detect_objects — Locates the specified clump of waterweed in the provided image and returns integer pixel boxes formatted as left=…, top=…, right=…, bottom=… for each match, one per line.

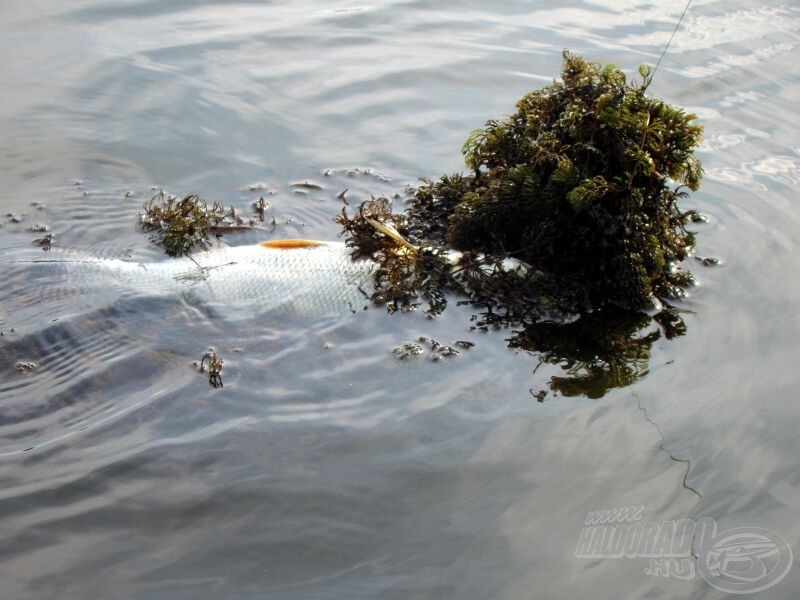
left=196, top=348, right=224, bottom=388
left=391, top=336, right=473, bottom=362
left=414, top=51, right=703, bottom=315
left=140, top=190, right=250, bottom=256
left=337, top=51, right=705, bottom=398
left=335, top=196, right=454, bottom=315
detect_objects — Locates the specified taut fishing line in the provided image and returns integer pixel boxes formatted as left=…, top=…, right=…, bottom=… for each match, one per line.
left=645, top=0, right=693, bottom=90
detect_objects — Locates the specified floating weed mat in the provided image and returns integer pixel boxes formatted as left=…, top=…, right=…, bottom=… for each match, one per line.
left=338, top=51, right=705, bottom=322
left=337, top=51, right=706, bottom=398
left=140, top=190, right=251, bottom=256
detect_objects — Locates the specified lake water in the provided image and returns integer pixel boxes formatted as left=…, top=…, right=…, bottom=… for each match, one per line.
left=1, top=1, right=799, bottom=598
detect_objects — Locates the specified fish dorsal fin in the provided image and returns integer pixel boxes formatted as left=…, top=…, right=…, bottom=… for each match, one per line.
left=260, top=239, right=326, bottom=249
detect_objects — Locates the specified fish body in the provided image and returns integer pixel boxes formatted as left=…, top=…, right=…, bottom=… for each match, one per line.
left=12, top=238, right=526, bottom=319
left=26, top=241, right=377, bottom=316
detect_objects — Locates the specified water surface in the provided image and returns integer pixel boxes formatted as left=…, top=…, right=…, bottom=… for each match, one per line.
left=1, top=1, right=799, bottom=598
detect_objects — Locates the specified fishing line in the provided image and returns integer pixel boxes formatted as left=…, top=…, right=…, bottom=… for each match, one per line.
left=645, top=0, right=693, bottom=90
left=630, top=386, right=703, bottom=501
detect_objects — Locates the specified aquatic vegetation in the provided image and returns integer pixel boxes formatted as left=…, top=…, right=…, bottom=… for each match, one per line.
left=197, top=349, right=224, bottom=388
left=124, top=52, right=703, bottom=398
left=253, top=196, right=269, bottom=222
left=338, top=51, right=704, bottom=397
left=530, top=389, right=548, bottom=403
left=323, top=167, right=392, bottom=182
left=441, top=52, right=701, bottom=312
left=340, top=52, right=703, bottom=319
left=392, top=342, right=425, bottom=360
left=431, top=345, right=459, bottom=361
left=392, top=336, right=473, bottom=361
left=695, top=255, right=720, bottom=267
left=15, top=361, right=37, bottom=373
left=335, top=197, right=456, bottom=315
left=140, top=190, right=251, bottom=256
left=33, top=233, right=53, bottom=251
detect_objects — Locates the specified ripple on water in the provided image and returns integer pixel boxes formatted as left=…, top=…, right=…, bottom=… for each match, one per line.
left=0, top=300, right=196, bottom=456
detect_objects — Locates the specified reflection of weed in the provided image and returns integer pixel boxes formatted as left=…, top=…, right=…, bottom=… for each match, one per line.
left=140, top=190, right=251, bottom=256
left=512, top=307, right=688, bottom=398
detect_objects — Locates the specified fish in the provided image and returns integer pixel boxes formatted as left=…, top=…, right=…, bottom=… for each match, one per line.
left=14, top=240, right=377, bottom=317
left=8, top=228, right=524, bottom=321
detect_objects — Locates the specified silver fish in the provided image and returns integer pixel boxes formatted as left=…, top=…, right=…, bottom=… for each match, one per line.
left=20, top=240, right=376, bottom=317
left=11, top=231, right=522, bottom=319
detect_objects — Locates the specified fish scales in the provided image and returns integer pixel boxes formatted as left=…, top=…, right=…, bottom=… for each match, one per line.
left=25, top=242, right=376, bottom=316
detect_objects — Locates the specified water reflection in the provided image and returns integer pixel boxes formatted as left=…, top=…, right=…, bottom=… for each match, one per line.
left=506, top=307, right=688, bottom=399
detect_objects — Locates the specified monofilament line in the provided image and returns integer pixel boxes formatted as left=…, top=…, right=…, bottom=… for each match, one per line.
left=645, top=0, right=693, bottom=90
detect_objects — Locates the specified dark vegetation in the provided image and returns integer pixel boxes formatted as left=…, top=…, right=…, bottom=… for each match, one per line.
left=337, top=52, right=706, bottom=397
left=196, top=349, right=224, bottom=389
left=140, top=190, right=252, bottom=256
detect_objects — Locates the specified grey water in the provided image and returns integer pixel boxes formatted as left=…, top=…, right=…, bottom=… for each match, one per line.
left=1, top=1, right=799, bottom=598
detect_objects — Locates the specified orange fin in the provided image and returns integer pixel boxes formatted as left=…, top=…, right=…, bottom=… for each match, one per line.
left=260, top=239, right=326, bottom=249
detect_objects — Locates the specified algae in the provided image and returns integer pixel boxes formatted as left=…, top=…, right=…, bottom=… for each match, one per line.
left=197, top=349, right=224, bottom=389
left=339, top=52, right=703, bottom=317
left=140, top=190, right=251, bottom=256
left=392, top=336, right=472, bottom=361
left=337, top=51, right=705, bottom=398
left=335, top=196, right=456, bottom=315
